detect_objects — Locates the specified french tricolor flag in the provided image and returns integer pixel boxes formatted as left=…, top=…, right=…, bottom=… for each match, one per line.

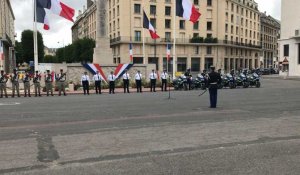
left=83, top=63, right=108, bottom=83
left=129, top=43, right=133, bottom=63
left=36, top=0, right=75, bottom=30
left=176, top=0, right=201, bottom=23
left=0, top=40, right=4, bottom=61
left=167, top=44, right=172, bottom=61
left=143, top=11, right=160, bottom=39
left=114, top=64, right=134, bottom=79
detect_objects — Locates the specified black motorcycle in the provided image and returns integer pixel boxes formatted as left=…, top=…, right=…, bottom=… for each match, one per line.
left=173, top=76, right=188, bottom=90
left=248, top=73, right=261, bottom=88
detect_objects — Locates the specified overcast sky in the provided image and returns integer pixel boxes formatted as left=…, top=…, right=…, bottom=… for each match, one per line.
left=11, top=0, right=281, bottom=49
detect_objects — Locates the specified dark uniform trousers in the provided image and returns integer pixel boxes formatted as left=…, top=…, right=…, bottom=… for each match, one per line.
left=136, top=80, right=142, bottom=93
left=208, top=72, right=221, bottom=108
left=161, top=79, right=167, bottom=91
left=187, top=78, right=192, bottom=90
left=123, top=79, right=130, bottom=93
left=82, top=81, right=89, bottom=95
left=109, top=81, right=115, bottom=94
left=209, top=84, right=218, bottom=108
left=150, top=79, right=156, bottom=92
left=95, top=81, right=101, bottom=94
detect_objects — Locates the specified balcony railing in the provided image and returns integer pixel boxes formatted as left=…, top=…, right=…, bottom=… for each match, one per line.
left=110, top=36, right=262, bottom=49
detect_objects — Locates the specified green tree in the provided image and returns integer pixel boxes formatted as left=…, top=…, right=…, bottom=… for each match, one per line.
left=15, top=41, right=24, bottom=64
left=44, top=55, right=58, bottom=63
left=21, top=30, right=45, bottom=63
left=55, top=38, right=95, bottom=63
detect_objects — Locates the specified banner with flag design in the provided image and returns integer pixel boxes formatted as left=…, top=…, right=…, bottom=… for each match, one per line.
left=83, top=63, right=107, bottom=82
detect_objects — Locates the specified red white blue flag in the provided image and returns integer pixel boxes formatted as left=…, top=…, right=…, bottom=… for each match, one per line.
left=0, top=40, right=4, bottom=60
left=167, top=44, right=172, bottom=61
left=36, top=0, right=75, bottom=30
left=129, top=43, right=133, bottom=63
left=114, top=64, right=134, bottom=79
left=176, top=0, right=201, bottom=23
left=143, top=11, right=160, bottom=39
left=83, top=63, right=108, bottom=82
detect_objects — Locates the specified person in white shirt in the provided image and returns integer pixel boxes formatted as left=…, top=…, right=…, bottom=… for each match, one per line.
left=108, top=71, right=116, bottom=94
left=135, top=70, right=142, bottom=93
left=123, top=69, right=130, bottom=93
left=149, top=69, right=157, bottom=92
left=81, top=72, right=90, bottom=95
left=93, top=71, right=102, bottom=94
left=161, top=69, right=168, bottom=91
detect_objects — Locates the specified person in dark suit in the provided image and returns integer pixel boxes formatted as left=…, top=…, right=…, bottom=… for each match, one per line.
left=207, top=66, right=222, bottom=108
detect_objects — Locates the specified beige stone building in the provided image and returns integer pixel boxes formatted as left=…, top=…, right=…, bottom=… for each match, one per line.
left=0, top=0, right=16, bottom=72
left=260, top=12, right=280, bottom=68
left=71, top=0, right=97, bottom=42
left=73, top=0, right=262, bottom=74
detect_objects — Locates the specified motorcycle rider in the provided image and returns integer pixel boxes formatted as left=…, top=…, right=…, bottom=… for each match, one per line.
left=184, top=69, right=192, bottom=90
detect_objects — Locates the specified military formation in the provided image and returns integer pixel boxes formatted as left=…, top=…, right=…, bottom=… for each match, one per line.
left=0, top=69, right=67, bottom=98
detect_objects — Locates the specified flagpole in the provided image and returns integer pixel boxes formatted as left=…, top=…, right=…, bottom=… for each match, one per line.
left=143, top=28, right=145, bottom=64
left=33, top=0, right=39, bottom=72
left=172, top=2, right=176, bottom=80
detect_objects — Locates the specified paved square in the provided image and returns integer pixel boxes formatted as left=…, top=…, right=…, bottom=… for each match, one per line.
left=1, top=78, right=300, bottom=175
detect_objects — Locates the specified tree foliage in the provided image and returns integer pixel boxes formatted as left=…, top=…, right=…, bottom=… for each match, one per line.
left=20, top=30, right=45, bottom=63
left=56, top=38, right=95, bottom=63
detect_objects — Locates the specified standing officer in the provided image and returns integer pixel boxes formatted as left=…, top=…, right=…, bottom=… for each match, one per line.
left=81, top=71, right=90, bottom=95
left=149, top=69, right=157, bottom=92
left=123, top=69, right=130, bottom=93
left=23, top=71, right=31, bottom=97
left=161, top=69, right=168, bottom=91
left=135, top=70, right=142, bottom=93
left=184, top=69, right=192, bottom=90
left=93, top=71, right=102, bottom=94
left=0, top=70, right=8, bottom=98
left=108, top=71, right=116, bottom=94
left=33, top=71, right=42, bottom=97
left=207, top=66, right=222, bottom=108
left=57, top=69, right=67, bottom=96
left=11, top=69, right=20, bottom=98
left=45, top=70, right=54, bottom=96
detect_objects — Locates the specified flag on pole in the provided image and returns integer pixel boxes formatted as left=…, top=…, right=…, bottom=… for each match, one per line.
left=143, top=11, right=160, bottom=39
left=129, top=43, right=133, bottom=63
left=167, top=44, right=172, bottom=61
left=176, top=0, right=201, bottom=23
left=0, top=40, right=4, bottom=60
left=36, top=0, right=75, bottom=30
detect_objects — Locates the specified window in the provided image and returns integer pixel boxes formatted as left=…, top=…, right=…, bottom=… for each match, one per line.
left=194, top=0, right=199, bottom=5
left=298, top=44, right=300, bottom=64
left=134, top=31, right=141, bottom=41
left=148, top=57, right=159, bottom=70
left=165, top=32, right=171, bottom=41
left=165, top=19, right=171, bottom=29
left=194, top=21, right=199, bottom=30
left=179, top=20, right=185, bottom=29
left=284, top=44, right=289, bottom=57
left=134, top=4, right=141, bottom=14
left=133, top=57, right=144, bottom=64
left=177, top=58, right=187, bottom=72
left=165, top=6, right=171, bottom=16
left=207, top=22, right=212, bottom=31
left=191, top=58, right=200, bottom=72
left=207, top=0, right=212, bottom=6
left=150, top=18, right=156, bottom=28
left=206, top=46, right=212, bottom=55
left=150, top=5, right=156, bottom=15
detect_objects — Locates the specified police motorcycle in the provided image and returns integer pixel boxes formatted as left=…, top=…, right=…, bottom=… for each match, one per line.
left=217, top=69, right=224, bottom=89
left=248, top=72, right=261, bottom=88
left=196, top=72, right=208, bottom=90
left=236, top=71, right=250, bottom=88
left=172, top=74, right=188, bottom=90
left=192, top=75, right=202, bottom=90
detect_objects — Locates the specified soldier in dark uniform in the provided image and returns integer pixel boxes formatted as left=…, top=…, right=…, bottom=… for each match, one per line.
left=184, top=69, right=192, bottom=90
left=207, top=66, right=222, bottom=108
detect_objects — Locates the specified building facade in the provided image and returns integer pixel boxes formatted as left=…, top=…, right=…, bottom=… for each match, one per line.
left=279, top=0, right=300, bottom=76
left=72, top=1, right=97, bottom=42
left=74, top=0, right=262, bottom=74
left=260, top=12, right=280, bottom=69
left=0, top=0, right=15, bottom=72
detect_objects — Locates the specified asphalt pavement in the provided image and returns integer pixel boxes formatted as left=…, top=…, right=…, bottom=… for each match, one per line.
left=1, top=77, right=300, bottom=175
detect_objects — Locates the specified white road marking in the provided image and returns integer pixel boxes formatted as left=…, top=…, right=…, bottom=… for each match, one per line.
left=0, top=102, right=21, bottom=106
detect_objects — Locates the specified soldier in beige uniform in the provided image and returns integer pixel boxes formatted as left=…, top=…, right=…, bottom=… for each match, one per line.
left=23, top=71, right=31, bottom=97
left=11, top=69, right=20, bottom=98
left=45, top=70, right=54, bottom=96
left=56, top=69, right=67, bottom=96
left=0, top=70, right=8, bottom=98
left=33, top=71, right=42, bottom=97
